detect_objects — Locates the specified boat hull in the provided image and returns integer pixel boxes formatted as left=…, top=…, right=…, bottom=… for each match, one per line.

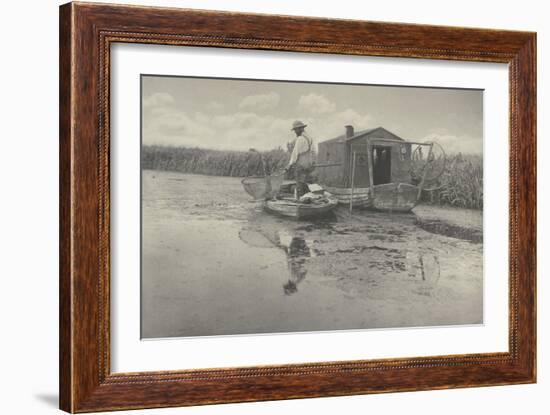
left=324, top=184, right=419, bottom=212
left=264, top=196, right=338, bottom=219
left=371, top=183, right=419, bottom=212
left=324, top=187, right=372, bottom=208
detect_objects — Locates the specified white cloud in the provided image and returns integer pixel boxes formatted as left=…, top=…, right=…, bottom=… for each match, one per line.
left=143, top=106, right=216, bottom=147
left=206, top=101, right=224, bottom=111
left=214, top=112, right=294, bottom=150
left=143, top=92, right=175, bottom=109
left=330, top=109, right=373, bottom=132
left=423, top=131, right=482, bottom=155
left=239, top=92, right=280, bottom=110
left=142, top=97, right=383, bottom=153
left=143, top=105, right=294, bottom=150
left=298, top=93, right=336, bottom=114
left=298, top=109, right=374, bottom=141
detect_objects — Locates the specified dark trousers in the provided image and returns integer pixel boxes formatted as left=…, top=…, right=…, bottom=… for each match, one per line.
left=292, top=165, right=316, bottom=198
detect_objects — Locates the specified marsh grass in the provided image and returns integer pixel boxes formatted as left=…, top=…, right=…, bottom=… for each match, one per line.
left=142, top=145, right=288, bottom=177
left=143, top=146, right=483, bottom=210
left=421, top=153, right=483, bottom=210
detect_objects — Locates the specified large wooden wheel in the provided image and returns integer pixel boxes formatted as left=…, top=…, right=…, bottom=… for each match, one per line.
left=410, top=142, right=446, bottom=190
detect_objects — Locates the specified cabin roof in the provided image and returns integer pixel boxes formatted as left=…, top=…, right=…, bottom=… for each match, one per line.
left=320, top=126, right=405, bottom=145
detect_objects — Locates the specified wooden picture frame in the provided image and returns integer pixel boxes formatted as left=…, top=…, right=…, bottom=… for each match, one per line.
left=59, top=2, right=536, bottom=412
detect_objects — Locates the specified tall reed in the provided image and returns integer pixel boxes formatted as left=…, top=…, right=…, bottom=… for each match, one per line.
left=142, top=145, right=288, bottom=177
left=421, top=153, right=483, bottom=210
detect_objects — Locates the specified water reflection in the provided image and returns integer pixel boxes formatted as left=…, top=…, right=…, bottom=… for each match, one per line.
left=280, top=235, right=310, bottom=296
left=239, top=224, right=317, bottom=296
left=407, top=250, right=441, bottom=296
left=238, top=219, right=443, bottom=298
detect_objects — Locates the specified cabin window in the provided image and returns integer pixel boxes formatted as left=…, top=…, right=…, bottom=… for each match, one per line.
left=372, top=146, right=392, bottom=185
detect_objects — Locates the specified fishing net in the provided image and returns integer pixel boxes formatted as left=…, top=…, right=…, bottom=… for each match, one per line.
left=241, top=171, right=285, bottom=200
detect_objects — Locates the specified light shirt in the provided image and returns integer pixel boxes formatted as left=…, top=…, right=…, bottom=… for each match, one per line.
left=288, top=133, right=314, bottom=168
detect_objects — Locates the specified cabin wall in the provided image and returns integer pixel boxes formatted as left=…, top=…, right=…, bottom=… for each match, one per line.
left=348, top=140, right=371, bottom=188
left=316, top=141, right=347, bottom=187
left=317, top=128, right=413, bottom=189
left=390, top=142, right=412, bottom=183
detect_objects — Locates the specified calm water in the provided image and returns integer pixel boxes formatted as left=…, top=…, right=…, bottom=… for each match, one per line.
left=141, top=170, right=483, bottom=338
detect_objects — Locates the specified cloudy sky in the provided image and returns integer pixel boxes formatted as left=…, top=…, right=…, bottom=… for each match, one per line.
left=142, top=75, right=483, bottom=154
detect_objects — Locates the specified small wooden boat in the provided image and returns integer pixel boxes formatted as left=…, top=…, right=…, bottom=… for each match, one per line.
left=324, top=186, right=372, bottom=208
left=324, top=184, right=417, bottom=212
left=264, top=195, right=338, bottom=219
left=241, top=166, right=339, bottom=219
left=371, top=183, right=419, bottom=212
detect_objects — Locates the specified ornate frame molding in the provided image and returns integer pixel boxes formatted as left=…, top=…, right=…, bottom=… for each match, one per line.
left=60, top=2, right=536, bottom=412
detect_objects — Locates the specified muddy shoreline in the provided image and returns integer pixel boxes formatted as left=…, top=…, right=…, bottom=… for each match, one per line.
left=413, top=205, right=483, bottom=243
left=141, top=171, right=483, bottom=338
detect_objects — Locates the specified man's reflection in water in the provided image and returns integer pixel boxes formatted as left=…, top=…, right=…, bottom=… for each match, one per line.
left=283, top=236, right=310, bottom=295
left=238, top=225, right=313, bottom=296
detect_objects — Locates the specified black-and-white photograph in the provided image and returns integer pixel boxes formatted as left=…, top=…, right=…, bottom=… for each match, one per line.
left=140, top=75, right=483, bottom=339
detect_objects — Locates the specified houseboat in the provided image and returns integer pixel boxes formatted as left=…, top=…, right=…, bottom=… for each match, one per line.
left=316, top=126, right=444, bottom=213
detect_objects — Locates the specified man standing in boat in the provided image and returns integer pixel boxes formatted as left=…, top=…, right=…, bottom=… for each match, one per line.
left=287, top=120, right=315, bottom=200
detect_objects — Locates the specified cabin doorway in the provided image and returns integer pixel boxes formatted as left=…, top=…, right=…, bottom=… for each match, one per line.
left=372, top=146, right=392, bottom=185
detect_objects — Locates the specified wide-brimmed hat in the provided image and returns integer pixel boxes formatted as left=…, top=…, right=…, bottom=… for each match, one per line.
left=291, top=120, right=307, bottom=131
